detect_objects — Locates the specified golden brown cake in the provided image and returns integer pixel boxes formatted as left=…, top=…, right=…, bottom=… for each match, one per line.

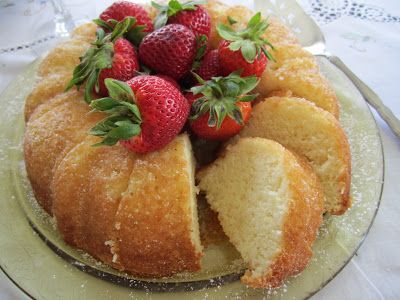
left=52, top=134, right=202, bottom=276
left=238, top=96, right=351, bottom=215
left=24, top=92, right=104, bottom=213
left=197, top=137, right=324, bottom=288
left=23, top=0, right=351, bottom=287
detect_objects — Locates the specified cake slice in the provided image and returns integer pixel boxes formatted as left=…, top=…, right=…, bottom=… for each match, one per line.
left=52, top=134, right=203, bottom=276
left=113, top=134, right=203, bottom=277
left=255, top=44, right=339, bottom=118
left=52, top=136, right=135, bottom=268
left=239, top=97, right=351, bottom=215
left=70, top=22, right=97, bottom=42
left=24, top=71, right=72, bottom=121
left=38, top=38, right=91, bottom=77
left=197, top=137, right=324, bottom=288
left=24, top=93, right=104, bottom=213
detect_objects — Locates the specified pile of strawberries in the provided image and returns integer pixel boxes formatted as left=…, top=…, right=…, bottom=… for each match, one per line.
left=67, top=0, right=274, bottom=153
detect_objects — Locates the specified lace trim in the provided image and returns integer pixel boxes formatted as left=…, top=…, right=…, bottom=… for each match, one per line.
left=0, top=34, right=56, bottom=54
left=310, top=0, right=400, bottom=24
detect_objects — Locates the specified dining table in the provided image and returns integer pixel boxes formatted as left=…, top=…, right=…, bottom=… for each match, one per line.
left=0, top=0, right=399, bottom=299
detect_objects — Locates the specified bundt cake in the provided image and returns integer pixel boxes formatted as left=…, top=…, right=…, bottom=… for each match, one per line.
left=52, top=133, right=202, bottom=276
left=24, top=91, right=104, bottom=213
left=255, top=51, right=340, bottom=118
left=22, top=0, right=351, bottom=289
left=197, top=137, right=324, bottom=288
left=238, top=96, right=351, bottom=215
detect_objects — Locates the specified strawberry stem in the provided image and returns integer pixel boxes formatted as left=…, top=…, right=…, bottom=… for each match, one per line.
left=152, top=0, right=206, bottom=29
left=217, top=13, right=275, bottom=63
left=89, top=79, right=142, bottom=147
left=189, top=71, right=259, bottom=129
left=66, top=17, right=137, bottom=103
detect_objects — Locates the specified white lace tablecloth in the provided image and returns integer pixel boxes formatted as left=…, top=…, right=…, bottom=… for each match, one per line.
left=0, top=0, right=399, bottom=299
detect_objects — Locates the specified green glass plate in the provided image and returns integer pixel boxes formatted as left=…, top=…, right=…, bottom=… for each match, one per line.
left=0, top=54, right=383, bottom=299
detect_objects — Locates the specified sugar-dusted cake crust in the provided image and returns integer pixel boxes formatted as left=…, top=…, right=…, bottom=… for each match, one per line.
left=114, top=135, right=203, bottom=276
left=256, top=44, right=339, bottom=118
left=239, top=97, right=351, bottom=215
left=24, top=92, right=104, bottom=213
left=51, top=134, right=203, bottom=276
left=52, top=135, right=135, bottom=267
left=24, top=71, right=72, bottom=121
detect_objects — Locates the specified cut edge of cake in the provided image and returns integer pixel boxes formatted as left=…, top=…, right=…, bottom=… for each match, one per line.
left=197, top=137, right=324, bottom=288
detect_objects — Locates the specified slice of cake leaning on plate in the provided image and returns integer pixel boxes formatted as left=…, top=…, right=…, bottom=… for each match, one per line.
left=197, top=137, right=324, bottom=288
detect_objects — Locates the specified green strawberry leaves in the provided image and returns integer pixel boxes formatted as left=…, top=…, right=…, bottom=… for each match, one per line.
left=93, top=18, right=114, bottom=31
left=94, top=15, right=147, bottom=46
left=90, top=116, right=141, bottom=146
left=65, top=29, right=114, bottom=103
left=192, top=34, right=208, bottom=71
left=152, top=0, right=206, bottom=29
left=105, top=78, right=135, bottom=102
left=216, top=24, right=240, bottom=41
left=217, top=12, right=275, bottom=63
left=227, top=16, right=237, bottom=25
left=248, top=12, right=261, bottom=27
left=240, top=40, right=257, bottom=63
left=110, top=17, right=137, bottom=42
left=190, top=71, right=259, bottom=129
left=125, top=24, right=147, bottom=46
left=89, top=79, right=142, bottom=147
left=66, top=17, right=136, bottom=103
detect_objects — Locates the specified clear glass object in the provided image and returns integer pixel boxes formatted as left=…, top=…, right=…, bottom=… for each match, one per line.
left=0, top=0, right=74, bottom=56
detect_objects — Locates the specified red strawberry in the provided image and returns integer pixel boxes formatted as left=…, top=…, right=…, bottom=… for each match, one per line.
left=99, top=1, right=153, bottom=32
left=190, top=99, right=251, bottom=140
left=89, top=77, right=189, bottom=154
left=198, top=49, right=220, bottom=80
left=139, top=24, right=197, bottom=80
left=217, top=12, right=274, bottom=77
left=155, top=74, right=181, bottom=90
left=98, top=38, right=139, bottom=96
left=168, top=5, right=211, bottom=38
left=188, top=72, right=259, bottom=141
left=66, top=18, right=139, bottom=103
left=218, top=40, right=267, bottom=77
left=153, top=1, right=211, bottom=39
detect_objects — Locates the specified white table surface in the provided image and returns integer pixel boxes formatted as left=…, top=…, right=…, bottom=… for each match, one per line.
left=0, top=0, right=399, bottom=299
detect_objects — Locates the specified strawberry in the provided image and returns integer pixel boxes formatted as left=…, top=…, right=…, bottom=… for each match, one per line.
left=155, top=74, right=181, bottom=90
left=89, top=77, right=189, bottom=153
left=188, top=72, right=259, bottom=141
left=99, top=1, right=153, bottom=33
left=97, top=38, right=139, bottom=96
left=217, top=12, right=274, bottom=77
left=152, top=0, right=211, bottom=39
left=66, top=18, right=139, bottom=103
left=138, top=24, right=197, bottom=80
left=190, top=99, right=251, bottom=140
left=198, top=49, right=221, bottom=80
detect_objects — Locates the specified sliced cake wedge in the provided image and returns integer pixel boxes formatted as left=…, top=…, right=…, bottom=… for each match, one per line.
left=114, top=134, right=203, bottom=277
left=197, top=137, right=324, bottom=288
left=239, top=97, right=351, bottom=215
